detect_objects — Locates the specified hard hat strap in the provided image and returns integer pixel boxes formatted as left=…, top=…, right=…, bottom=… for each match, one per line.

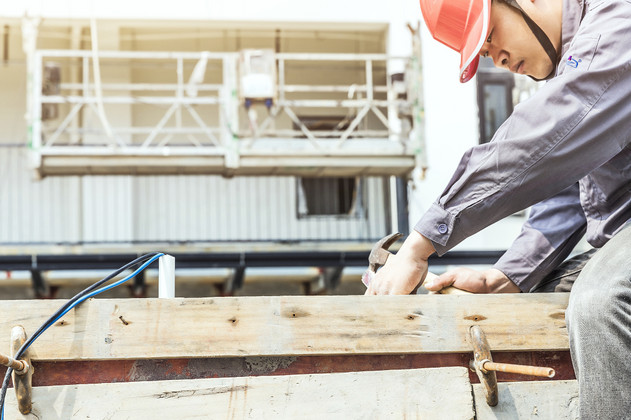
left=501, top=0, right=558, bottom=80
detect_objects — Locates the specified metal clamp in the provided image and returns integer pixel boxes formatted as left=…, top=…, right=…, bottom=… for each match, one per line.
left=4, top=326, right=33, bottom=414
left=469, top=325, right=555, bottom=406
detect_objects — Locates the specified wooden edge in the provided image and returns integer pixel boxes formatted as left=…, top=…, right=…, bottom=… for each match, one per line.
left=3, top=367, right=475, bottom=420
left=0, top=294, right=569, bottom=361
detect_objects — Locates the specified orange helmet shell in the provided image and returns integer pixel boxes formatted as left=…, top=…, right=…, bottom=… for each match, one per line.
left=419, top=0, right=491, bottom=83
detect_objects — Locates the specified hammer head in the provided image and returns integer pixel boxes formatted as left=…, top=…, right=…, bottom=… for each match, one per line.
left=368, top=232, right=403, bottom=272
left=469, top=325, right=498, bottom=406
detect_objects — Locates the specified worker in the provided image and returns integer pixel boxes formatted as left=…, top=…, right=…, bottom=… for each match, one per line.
left=364, top=0, right=631, bottom=417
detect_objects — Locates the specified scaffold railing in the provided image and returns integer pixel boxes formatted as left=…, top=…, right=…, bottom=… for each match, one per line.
left=28, top=49, right=421, bottom=177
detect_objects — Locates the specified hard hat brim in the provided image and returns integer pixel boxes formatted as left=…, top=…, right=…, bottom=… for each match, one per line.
left=459, top=0, right=490, bottom=83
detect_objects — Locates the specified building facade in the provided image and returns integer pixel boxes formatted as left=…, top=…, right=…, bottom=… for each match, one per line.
left=0, top=0, right=533, bottom=252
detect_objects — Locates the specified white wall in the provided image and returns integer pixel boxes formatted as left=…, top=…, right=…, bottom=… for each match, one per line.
left=2, top=0, right=419, bottom=26
left=0, top=147, right=389, bottom=244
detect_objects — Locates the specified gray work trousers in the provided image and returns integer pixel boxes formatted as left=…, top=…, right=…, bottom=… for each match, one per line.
left=533, top=225, right=631, bottom=419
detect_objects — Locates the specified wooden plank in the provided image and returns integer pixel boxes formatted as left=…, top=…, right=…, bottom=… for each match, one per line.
left=4, top=367, right=475, bottom=420
left=474, top=380, right=578, bottom=419
left=0, top=294, right=569, bottom=361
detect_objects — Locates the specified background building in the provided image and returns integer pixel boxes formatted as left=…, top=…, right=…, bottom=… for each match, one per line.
left=0, top=0, right=547, bottom=297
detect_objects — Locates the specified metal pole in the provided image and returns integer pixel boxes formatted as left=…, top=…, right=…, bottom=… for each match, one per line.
left=365, top=60, right=373, bottom=102
left=278, top=58, right=285, bottom=102
left=176, top=57, right=183, bottom=130
left=389, top=176, right=399, bottom=236
left=395, top=176, right=409, bottom=235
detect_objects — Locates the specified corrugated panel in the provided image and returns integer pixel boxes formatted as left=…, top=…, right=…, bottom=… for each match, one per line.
left=133, top=175, right=388, bottom=242
left=0, top=147, right=81, bottom=243
left=82, top=176, right=134, bottom=243
left=0, top=147, right=389, bottom=244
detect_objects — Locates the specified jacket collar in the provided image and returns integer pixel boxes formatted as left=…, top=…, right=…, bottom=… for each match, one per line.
left=560, top=0, right=586, bottom=58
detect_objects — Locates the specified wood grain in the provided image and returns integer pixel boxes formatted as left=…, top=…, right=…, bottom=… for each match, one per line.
left=0, top=294, right=569, bottom=361
left=3, top=367, right=475, bottom=420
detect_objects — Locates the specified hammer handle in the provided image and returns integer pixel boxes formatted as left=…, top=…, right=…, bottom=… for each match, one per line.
left=482, top=361, right=555, bottom=378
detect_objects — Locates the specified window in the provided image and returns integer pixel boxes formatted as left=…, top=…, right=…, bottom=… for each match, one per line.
left=476, top=57, right=515, bottom=144
left=293, top=115, right=365, bottom=218
left=297, top=177, right=364, bottom=217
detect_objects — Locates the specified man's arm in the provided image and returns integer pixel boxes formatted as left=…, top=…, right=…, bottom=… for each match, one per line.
left=415, top=7, right=631, bottom=257
left=425, top=183, right=586, bottom=293
left=493, top=183, right=586, bottom=292
left=365, top=230, right=522, bottom=295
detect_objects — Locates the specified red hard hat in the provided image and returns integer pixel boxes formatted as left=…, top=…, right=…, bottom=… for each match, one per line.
left=419, top=0, right=491, bottom=83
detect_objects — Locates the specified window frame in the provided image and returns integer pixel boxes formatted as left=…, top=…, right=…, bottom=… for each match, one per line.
left=476, top=68, right=515, bottom=144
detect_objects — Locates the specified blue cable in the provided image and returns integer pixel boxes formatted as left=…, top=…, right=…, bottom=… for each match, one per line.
left=1, top=253, right=164, bottom=420
left=26, top=254, right=163, bottom=348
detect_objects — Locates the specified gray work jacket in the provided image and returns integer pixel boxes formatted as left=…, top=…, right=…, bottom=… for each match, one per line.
left=414, top=0, right=631, bottom=292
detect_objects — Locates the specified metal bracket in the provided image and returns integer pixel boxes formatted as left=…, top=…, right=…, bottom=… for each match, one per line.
left=131, top=270, right=147, bottom=298
left=224, top=266, right=246, bottom=295
left=319, top=266, right=344, bottom=291
left=30, top=269, right=51, bottom=299
left=11, top=326, right=33, bottom=415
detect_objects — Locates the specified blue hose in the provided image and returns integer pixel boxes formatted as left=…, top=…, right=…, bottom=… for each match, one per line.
left=1, top=253, right=164, bottom=419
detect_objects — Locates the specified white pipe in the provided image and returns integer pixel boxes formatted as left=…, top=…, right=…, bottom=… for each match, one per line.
left=70, top=25, right=82, bottom=145
left=59, top=82, right=223, bottom=92
left=89, top=17, right=117, bottom=144
left=22, top=16, right=40, bottom=149
left=186, top=52, right=208, bottom=97
left=158, top=254, right=176, bottom=298
left=38, top=49, right=404, bottom=61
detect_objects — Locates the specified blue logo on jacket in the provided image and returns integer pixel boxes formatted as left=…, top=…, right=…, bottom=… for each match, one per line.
left=567, top=56, right=582, bottom=68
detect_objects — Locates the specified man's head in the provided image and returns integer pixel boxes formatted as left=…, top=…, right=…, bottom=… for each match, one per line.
left=419, top=0, right=563, bottom=82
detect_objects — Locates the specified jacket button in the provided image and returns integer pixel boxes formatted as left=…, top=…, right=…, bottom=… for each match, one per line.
left=437, top=223, right=448, bottom=234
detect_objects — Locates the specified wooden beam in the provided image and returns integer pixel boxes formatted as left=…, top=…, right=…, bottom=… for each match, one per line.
left=0, top=294, right=569, bottom=361
left=3, top=367, right=475, bottom=420
left=473, top=380, right=578, bottom=419
left=0, top=351, right=576, bottom=389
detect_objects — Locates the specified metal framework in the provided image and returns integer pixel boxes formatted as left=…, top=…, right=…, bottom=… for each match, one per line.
left=28, top=50, right=422, bottom=177
left=0, top=250, right=505, bottom=271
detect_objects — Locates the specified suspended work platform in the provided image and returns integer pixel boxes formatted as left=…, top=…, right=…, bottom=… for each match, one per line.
left=28, top=50, right=424, bottom=177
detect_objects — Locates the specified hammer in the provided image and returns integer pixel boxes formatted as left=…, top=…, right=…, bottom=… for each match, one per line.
left=363, top=232, right=470, bottom=295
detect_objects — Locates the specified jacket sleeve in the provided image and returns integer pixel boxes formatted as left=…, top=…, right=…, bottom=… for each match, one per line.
left=492, top=183, right=586, bottom=292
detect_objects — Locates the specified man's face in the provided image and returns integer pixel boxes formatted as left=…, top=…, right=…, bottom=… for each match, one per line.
left=479, top=0, right=555, bottom=79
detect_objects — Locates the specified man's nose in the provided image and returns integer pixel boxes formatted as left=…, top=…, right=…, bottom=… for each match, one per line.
left=493, top=50, right=510, bottom=69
